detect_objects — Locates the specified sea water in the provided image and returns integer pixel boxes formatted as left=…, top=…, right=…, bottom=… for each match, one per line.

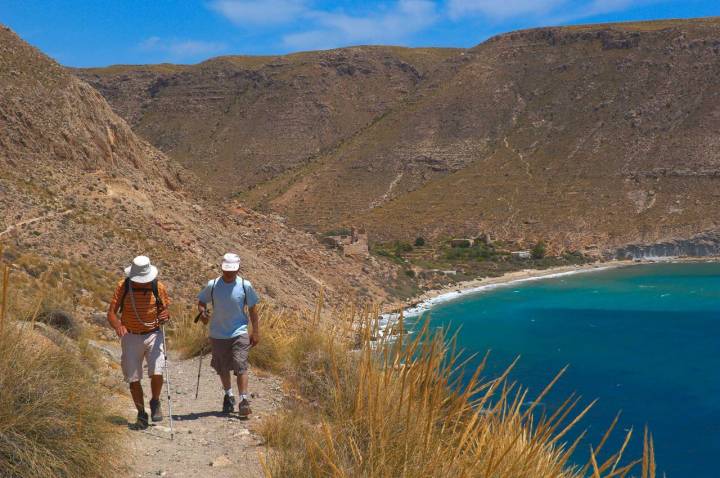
left=419, top=262, right=720, bottom=477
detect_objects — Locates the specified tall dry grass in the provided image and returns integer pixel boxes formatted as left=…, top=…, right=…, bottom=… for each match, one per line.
left=254, top=305, right=656, bottom=478
left=0, top=319, right=123, bottom=477
left=170, top=303, right=299, bottom=373
left=165, top=291, right=657, bottom=477
left=0, top=254, right=124, bottom=477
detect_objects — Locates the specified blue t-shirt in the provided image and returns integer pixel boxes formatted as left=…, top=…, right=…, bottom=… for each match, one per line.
left=197, top=277, right=259, bottom=339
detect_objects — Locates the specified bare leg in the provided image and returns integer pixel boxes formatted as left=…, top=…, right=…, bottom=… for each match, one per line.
left=129, top=381, right=144, bottom=412
left=219, top=370, right=232, bottom=392
left=150, top=375, right=163, bottom=400
left=237, top=372, right=249, bottom=396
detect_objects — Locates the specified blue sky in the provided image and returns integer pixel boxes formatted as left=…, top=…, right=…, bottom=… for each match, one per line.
left=2, top=0, right=719, bottom=67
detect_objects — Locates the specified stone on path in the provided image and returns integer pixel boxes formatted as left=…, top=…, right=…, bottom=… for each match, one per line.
left=210, top=455, right=232, bottom=467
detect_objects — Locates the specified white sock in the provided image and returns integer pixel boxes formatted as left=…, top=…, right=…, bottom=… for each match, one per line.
left=225, top=388, right=234, bottom=397
left=240, top=393, right=248, bottom=401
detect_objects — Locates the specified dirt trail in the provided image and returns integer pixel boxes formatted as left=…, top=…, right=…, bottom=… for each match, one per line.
left=106, top=346, right=283, bottom=478
left=0, top=209, right=73, bottom=237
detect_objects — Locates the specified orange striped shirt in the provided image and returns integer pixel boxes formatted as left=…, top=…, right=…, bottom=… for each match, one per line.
left=110, top=279, right=171, bottom=333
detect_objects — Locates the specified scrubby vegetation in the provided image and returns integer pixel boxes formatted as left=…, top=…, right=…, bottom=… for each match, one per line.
left=372, top=237, right=593, bottom=296
left=254, top=307, right=655, bottom=477
left=170, top=297, right=655, bottom=477
left=0, top=266, right=124, bottom=478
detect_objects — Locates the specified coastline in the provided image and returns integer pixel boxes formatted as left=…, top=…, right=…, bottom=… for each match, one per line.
left=383, top=256, right=720, bottom=319
left=382, top=259, right=637, bottom=319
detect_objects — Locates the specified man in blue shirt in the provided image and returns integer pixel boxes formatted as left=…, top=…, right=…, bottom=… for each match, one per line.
left=197, top=253, right=260, bottom=417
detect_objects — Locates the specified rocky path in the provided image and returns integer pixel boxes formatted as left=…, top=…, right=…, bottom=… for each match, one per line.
left=0, top=209, right=73, bottom=237
left=110, top=349, right=284, bottom=478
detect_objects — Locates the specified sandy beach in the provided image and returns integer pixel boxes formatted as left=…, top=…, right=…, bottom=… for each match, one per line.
left=383, top=256, right=720, bottom=318
left=382, top=260, right=639, bottom=317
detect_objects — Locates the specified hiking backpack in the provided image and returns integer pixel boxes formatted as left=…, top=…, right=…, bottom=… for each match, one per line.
left=117, top=278, right=163, bottom=314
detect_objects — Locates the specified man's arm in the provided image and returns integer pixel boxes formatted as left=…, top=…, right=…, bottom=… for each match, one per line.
left=197, top=300, right=210, bottom=325
left=158, top=284, right=171, bottom=324
left=249, top=305, right=260, bottom=347
left=107, top=285, right=128, bottom=337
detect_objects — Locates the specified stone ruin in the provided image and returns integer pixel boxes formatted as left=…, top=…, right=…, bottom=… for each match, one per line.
left=321, top=227, right=369, bottom=257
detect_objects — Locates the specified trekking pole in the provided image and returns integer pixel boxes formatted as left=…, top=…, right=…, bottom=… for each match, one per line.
left=161, top=325, right=174, bottom=440
left=193, top=311, right=205, bottom=399
left=195, top=350, right=203, bottom=399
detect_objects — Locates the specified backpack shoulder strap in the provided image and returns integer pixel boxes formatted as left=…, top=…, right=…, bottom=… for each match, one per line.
left=242, top=278, right=248, bottom=308
left=118, top=278, right=130, bottom=314
left=151, top=279, right=163, bottom=310
left=210, top=277, right=220, bottom=308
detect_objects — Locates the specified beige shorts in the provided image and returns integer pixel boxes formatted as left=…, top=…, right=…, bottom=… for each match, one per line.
left=120, top=329, right=165, bottom=383
left=210, top=334, right=250, bottom=376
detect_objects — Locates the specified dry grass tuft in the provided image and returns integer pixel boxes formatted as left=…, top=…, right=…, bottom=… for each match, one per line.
left=0, top=322, right=124, bottom=477
left=170, top=303, right=297, bottom=373
left=0, top=254, right=125, bottom=477
left=254, top=305, right=656, bottom=478
left=165, top=292, right=657, bottom=477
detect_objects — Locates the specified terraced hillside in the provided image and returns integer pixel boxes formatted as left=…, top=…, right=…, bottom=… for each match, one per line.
left=76, top=47, right=460, bottom=192
left=78, top=18, right=720, bottom=254
left=0, top=24, right=393, bottom=314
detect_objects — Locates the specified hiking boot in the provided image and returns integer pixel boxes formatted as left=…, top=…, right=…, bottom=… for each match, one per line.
left=222, top=394, right=236, bottom=414
left=238, top=398, right=252, bottom=418
left=135, top=410, right=149, bottom=430
left=150, top=398, right=163, bottom=422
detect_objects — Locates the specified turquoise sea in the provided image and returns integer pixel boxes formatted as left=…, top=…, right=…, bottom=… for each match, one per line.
left=419, top=262, right=720, bottom=477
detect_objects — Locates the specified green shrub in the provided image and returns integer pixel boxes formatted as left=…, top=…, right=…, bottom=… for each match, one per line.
left=322, top=228, right=352, bottom=237
left=393, top=241, right=413, bottom=255
left=532, top=241, right=547, bottom=259
left=414, top=237, right=426, bottom=247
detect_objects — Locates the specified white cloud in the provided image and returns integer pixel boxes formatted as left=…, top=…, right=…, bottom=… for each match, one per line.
left=283, top=0, right=438, bottom=50
left=447, top=0, right=662, bottom=22
left=139, top=37, right=227, bottom=58
left=448, top=0, right=567, bottom=20
left=209, top=0, right=307, bottom=26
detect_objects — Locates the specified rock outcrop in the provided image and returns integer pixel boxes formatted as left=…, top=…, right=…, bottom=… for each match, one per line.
left=614, top=231, right=720, bottom=259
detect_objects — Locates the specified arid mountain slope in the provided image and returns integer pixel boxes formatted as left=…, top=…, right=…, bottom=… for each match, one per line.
left=247, top=18, right=720, bottom=251
left=76, top=18, right=720, bottom=253
left=0, top=24, right=392, bottom=312
left=76, top=47, right=460, bottom=193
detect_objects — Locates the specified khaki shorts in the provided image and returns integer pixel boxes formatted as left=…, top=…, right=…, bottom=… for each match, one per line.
left=120, top=330, right=165, bottom=383
left=210, top=334, right=250, bottom=376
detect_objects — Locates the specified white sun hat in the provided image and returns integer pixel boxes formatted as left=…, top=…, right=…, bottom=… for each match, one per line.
left=124, top=255, right=159, bottom=283
left=221, top=252, right=241, bottom=272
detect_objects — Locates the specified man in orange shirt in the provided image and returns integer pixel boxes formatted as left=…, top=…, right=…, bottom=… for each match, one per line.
left=107, top=256, right=171, bottom=429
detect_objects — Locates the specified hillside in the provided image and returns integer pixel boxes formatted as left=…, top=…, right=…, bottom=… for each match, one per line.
left=249, top=17, right=720, bottom=253
left=77, top=17, right=720, bottom=254
left=0, top=24, right=392, bottom=314
left=76, top=47, right=460, bottom=193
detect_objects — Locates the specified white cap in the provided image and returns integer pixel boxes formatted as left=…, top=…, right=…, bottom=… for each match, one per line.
left=221, top=253, right=241, bottom=272
left=124, top=256, right=158, bottom=283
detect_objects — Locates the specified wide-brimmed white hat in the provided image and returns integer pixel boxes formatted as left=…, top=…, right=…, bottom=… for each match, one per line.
left=124, top=255, right=158, bottom=283
left=221, top=253, right=241, bottom=272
